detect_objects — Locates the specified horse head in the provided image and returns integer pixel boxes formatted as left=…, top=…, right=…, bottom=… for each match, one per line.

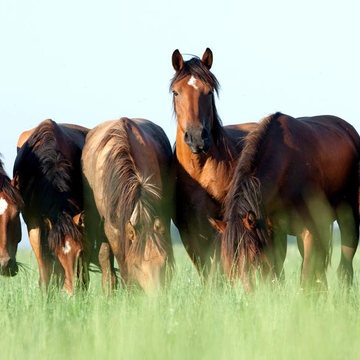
left=125, top=210, right=173, bottom=293
left=209, top=208, right=273, bottom=292
left=171, top=48, right=220, bottom=155
left=0, top=172, right=23, bottom=276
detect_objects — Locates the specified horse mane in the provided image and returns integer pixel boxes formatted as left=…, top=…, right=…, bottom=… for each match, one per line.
left=16, top=120, right=82, bottom=251
left=170, top=57, right=225, bottom=145
left=98, top=119, right=173, bottom=263
left=221, top=112, right=282, bottom=271
left=0, top=158, right=23, bottom=208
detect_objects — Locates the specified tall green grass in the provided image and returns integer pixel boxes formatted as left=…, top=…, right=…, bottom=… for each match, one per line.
left=1, top=238, right=360, bottom=360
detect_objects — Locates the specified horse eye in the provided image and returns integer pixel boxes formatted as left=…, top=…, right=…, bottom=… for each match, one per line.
left=173, top=90, right=178, bottom=97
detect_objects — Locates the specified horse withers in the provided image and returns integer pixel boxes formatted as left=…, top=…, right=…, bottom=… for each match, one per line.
left=0, top=158, right=23, bottom=276
left=13, top=120, right=89, bottom=294
left=170, top=48, right=257, bottom=277
left=81, top=118, right=174, bottom=293
left=210, top=112, right=360, bottom=292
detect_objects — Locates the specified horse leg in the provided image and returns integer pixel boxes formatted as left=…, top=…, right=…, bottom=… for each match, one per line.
left=296, top=235, right=305, bottom=284
left=272, top=230, right=287, bottom=281
left=98, top=242, right=118, bottom=293
left=300, top=228, right=328, bottom=292
left=28, top=227, right=52, bottom=289
left=104, top=221, right=128, bottom=286
left=336, top=202, right=359, bottom=287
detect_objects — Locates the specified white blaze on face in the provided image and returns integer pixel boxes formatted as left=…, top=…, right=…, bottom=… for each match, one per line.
left=0, top=197, right=8, bottom=215
left=187, top=76, right=198, bottom=89
left=63, top=241, right=71, bottom=254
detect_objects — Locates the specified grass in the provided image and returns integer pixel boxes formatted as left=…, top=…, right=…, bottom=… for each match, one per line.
left=1, top=236, right=360, bottom=360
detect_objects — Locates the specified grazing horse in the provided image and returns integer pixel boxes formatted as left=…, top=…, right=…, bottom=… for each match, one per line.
left=12, top=120, right=89, bottom=294
left=81, top=118, right=174, bottom=293
left=210, top=112, right=360, bottom=291
left=170, top=48, right=257, bottom=276
left=0, top=158, right=23, bottom=276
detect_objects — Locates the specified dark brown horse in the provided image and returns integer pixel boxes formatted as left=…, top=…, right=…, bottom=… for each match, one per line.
left=211, top=112, right=360, bottom=291
left=12, top=120, right=89, bottom=294
left=81, top=118, right=174, bottom=293
left=0, top=158, right=23, bottom=276
left=170, top=48, right=257, bottom=276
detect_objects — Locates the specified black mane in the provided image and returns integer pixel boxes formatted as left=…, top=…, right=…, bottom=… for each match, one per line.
left=14, top=120, right=83, bottom=251
left=221, top=113, right=282, bottom=272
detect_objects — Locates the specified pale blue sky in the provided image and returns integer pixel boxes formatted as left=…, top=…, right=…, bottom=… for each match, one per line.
left=1, top=0, right=359, bottom=246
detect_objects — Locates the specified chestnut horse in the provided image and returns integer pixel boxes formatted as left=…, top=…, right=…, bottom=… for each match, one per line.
left=12, top=120, right=89, bottom=294
left=81, top=118, right=174, bottom=293
left=171, top=48, right=257, bottom=276
left=211, top=112, right=360, bottom=291
left=0, top=158, right=23, bottom=276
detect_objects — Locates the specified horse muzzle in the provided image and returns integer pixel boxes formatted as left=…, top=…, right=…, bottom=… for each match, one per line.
left=184, top=126, right=211, bottom=154
left=0, top=256, right=18, bottom=277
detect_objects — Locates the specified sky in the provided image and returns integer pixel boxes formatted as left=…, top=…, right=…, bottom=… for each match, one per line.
left=1, top=0, right=360, bottom=247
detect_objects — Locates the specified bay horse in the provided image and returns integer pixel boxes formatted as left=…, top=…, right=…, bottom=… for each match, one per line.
left=12, top=120, right=89, bottom=294
left=81, top=118, right=174, bottom=293
left=0, top=158, right=23, bottom=276
left=210, top=112, right=360, bottom=292
left=171, top=48, right=257, bottom=276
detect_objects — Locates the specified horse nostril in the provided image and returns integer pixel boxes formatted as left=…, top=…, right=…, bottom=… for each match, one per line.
left=184, top=131, right=190, bottom=143
left=201, top=128, right=209, bottom=140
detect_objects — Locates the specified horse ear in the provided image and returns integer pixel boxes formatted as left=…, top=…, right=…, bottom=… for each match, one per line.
left=11, top=172, right=21, bottom=190
left=44, top=217, right=53, bottom=231
left=73, top=211, right=85, bottom=228
left=208, top=217, right=227, bottom=234
left=172, top=49, right=184, bottom=71
left=126, top=221, right=136, bottom=242
left=202, top=48, right=213, bottom=69
left=243, top=211, right=257, bottom=231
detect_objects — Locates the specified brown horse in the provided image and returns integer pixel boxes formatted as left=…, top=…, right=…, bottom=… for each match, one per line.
left=0, top=158, right=23, bottom=276
left=12, top=120, right=89, bottom=294
left=211, top=112, right=360, bottom=291
left=81, top=118, right=174, bottom=293
left=170, top=48, right=257, bottom=276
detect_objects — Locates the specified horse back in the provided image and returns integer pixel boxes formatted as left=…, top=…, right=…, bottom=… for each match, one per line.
left=82, top=118, right=172, bottom=202
left=223, top=122, right=258, bottom=152
left=259, top=114, right=360, bottom=203
left=16, top=121, right=89, bottom=153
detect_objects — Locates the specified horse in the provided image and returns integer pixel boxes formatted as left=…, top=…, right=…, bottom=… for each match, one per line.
left=0, top=158, right=23, bottom=276
left=170, top=48, right=257, bottom=276
left=81, top=118, right=174, bottom=293
left=210, top=112, right=360, bottom=292
left=12, top=120, right=89, bottom=294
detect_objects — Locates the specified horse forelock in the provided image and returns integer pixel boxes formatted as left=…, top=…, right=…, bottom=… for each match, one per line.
left=170, top=57, right=220, bottom=94
left=222, top=177, right=268, bottom=275
left=47, top=208, right=83, bottom=252
left=99, top=120, right=173, bottom=263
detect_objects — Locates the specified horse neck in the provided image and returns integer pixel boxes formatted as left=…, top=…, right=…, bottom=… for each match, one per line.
left=175, top=123, right=236, bottom=201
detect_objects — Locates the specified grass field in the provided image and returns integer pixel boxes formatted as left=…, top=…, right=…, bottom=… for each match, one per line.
left=1, top=234, right=360, bottom=360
